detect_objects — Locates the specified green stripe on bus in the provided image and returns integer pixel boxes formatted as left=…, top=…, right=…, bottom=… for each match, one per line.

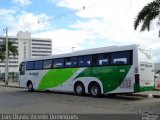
left=76, top=65, right=131, bottom=93
left=38, top=68, right=78, bottom=90
left=38, top=65, right=131, bottom=92
left=134, top=85, right=154, bottom=92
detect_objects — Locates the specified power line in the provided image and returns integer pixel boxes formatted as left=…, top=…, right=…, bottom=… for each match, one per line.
left=38, top=6, right=86, bottom=24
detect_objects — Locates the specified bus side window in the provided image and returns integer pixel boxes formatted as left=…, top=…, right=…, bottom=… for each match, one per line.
left=26, top=61, right=34, bottom=70
left=43, top=59, right=53, bottom=69
left=54, top=58, right=64, bottom=68
left=96, top=54, right=109, bottom=66
left=34, top=60, right=43, bottom=70
left=65, top=57, right=77, bottom=67
left=78, top=55, right=92, bottom=67
left=111, top=51, right=130, bottom=65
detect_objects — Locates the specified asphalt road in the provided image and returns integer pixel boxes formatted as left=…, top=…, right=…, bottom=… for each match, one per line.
left=0, top=85, right=160, bottom=114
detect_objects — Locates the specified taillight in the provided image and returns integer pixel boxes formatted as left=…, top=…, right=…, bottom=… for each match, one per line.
left=135, top=74, right=139, bottom=85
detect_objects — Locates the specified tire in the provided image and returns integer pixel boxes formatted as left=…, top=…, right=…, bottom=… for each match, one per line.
left=27, top=82, right=34, bottom=92
left=74, top=82, right=85, bottom=96
left=89, top=83, right=101, bottom=97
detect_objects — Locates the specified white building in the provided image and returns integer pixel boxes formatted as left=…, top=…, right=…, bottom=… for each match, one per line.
left=0, top=31, right=52, bottom=73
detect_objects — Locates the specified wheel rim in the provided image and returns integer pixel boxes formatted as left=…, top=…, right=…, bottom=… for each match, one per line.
left=91, top=86, right=98, bottom=96
left=76, top=85, right=83, bottom=94
left=28, top=83, right=32, bottom=90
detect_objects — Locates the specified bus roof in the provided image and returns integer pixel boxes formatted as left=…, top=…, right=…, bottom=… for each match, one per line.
left=23, top=44, right=149, bottom=62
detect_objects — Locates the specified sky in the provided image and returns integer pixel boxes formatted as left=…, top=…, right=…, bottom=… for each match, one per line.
left=0, top=0, right=160, bottom=62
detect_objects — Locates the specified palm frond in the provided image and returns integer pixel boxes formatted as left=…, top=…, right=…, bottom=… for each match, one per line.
left=0, top=40, right=18, bottom=60
left=134, top=0, right=160, bottom=31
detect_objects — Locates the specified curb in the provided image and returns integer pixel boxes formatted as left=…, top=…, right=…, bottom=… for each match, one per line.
left=0, top=83, right=24, bottom=89
left=1, top=85, right=20, bottom=88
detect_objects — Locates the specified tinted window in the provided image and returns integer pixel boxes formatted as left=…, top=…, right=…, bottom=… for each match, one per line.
left=78, top=55, right=92, bottom=67
left=53, top=58, right=64, bottom=68
left=20, top=62, right=25, bottom=75
left=65, top=57, right=77, bottom=67
left=26, top=61, right=34, bottom=70
left=96, top=54, right=109, bottom=66
left=111, top=51, right=130, bottom=65
left=34, top=60, right=43, bottom=70
left=43, top=59, right=53, bottom=69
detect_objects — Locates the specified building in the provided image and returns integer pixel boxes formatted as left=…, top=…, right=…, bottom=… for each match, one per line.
left=0, top=31, right=52, bottom=73
left=155, top=63, right=160, bottom=72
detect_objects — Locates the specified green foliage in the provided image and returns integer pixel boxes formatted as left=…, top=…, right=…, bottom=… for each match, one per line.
left=0, top=40, right=18, bottom=61
left=156, top=69, right=160, bottom=74
left=134, top=0, right=160, bottom=36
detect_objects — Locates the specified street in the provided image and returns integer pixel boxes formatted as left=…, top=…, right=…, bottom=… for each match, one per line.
left=0, top=85, right=160, bottom=114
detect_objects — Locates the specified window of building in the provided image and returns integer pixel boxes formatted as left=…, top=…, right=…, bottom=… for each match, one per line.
left=111, top=51, right=131, bottom=65
left=65, top=57, right=77, bottom=67
left=53, top=58, right=64, bottom=68
left=96, top=54, right=109, bottom=66
left=43, top=59, right=53, bottom=69
left=26, top=61, right=34, bottom=70
left=78, top=55, right=92, bottom=67
left=34, top=60, right=43, bottom=70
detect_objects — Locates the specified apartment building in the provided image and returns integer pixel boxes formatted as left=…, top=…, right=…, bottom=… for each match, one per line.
left=0, top=31, right=52, bottom=73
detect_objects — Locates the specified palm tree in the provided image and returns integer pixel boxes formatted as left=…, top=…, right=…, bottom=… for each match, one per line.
left=134, top=0, right=160, bottom=36
left=0, top=51, right=5, bottom=61
left=0, top=40, right=18, bottom=60
left=0, top=40, right=18, bottom=85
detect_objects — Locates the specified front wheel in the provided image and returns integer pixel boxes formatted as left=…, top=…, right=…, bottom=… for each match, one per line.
left=27, top=82, right=34, bottom=92
left=89, top=83, right=101, bottom=97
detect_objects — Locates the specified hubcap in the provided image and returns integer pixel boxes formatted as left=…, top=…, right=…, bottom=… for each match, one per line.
left=91, top=86, right=98, bottom=96
left=76, top=85, right=83, bottom=94
left=28, top=84, right=32, bottom=90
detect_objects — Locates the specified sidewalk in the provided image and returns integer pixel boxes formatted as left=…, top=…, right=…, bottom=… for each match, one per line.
left=0, top=81, right=19, bottom=88
left=0, top=81, right=159, bottom=98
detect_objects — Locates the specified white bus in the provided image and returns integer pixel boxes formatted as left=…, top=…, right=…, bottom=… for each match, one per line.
left=19, top=44, right=154, bottom=97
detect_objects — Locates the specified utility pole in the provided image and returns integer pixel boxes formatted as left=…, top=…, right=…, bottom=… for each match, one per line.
left=71, top=47, right=75, bottom=52
left=4, top=27, right=9, bottom=85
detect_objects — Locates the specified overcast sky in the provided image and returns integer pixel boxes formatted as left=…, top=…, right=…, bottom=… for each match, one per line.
left=0, top=0, right=160, bottom=62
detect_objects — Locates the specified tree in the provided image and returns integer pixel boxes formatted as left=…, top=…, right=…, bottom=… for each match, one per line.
left=0, top=40, right=18, bottom=84
left=134, top=0, right=160, bottom=36
left=0, top=40, right=18, bottom=61
left=0, top=51, right=5, bottom=61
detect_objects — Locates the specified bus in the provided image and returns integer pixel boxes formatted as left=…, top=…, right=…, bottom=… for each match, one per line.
left=19, top=44, right=155, bottom=97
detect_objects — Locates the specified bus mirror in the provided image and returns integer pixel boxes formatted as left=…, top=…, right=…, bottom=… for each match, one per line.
left=19, top=65, right=22, bottom=72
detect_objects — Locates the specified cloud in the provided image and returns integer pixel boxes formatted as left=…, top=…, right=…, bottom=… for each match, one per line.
left=12, top=0, right=31, bottom=6
left=47, top=0, right=160, bottom=62
left=33, top=29, right=87, bottom=55
left=0, top=7, right=51, bottom=36
left=17, top=12, right=50, bottom=32
left=1, top=0, right=160, bottom=62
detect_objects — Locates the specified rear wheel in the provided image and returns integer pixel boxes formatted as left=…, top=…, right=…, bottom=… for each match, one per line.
left=89, top=83, right=101, bottom=97
left=74, top=82, right=85, bottom=96
left=27, top=82, right=34, bottom=92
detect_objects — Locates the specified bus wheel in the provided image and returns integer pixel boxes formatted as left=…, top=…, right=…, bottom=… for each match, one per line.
left=27, top=82, right=34, bottom=92
left=74, top=82, right=85, bottom=96
left=89, top=83, right=101, bottom=97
